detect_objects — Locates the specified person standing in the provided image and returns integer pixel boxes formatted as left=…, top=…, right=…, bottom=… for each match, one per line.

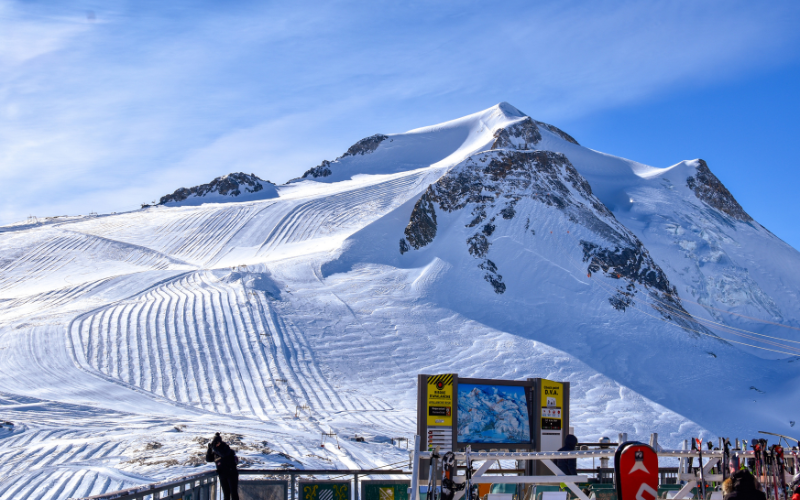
left=206, top=433, right=240, bottom=500
left=723, top=469, right=766, bottom=500
left=554, top=434, right=579, bottom=476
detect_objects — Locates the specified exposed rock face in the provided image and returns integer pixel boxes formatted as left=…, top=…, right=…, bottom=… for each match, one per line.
left=579, top=239, right=684, bottom=316
left=404, top=187, right=438, bottom=250
left=490, top=116, right=579, bottom=150
left=491, top=117, right=542, bottom=150
left=686, top=160, right=752, bottom=222
left=400, top=149, right=703, bottom=332
left=302, top=134, right=388, bottom=179
left=302, top=160, right=333, bottom=179
left=159, top=173, right=272, bottom=205
left=403, top=149, right=607, bottom=295
left=341, top=134, right=388, bottom=158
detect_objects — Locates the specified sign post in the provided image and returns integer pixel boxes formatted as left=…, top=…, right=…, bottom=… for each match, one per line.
left=615, top=442, right=659, bottom=500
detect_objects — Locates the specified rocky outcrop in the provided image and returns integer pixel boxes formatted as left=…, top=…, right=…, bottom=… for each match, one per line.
left=404, top=187, right=438, bottom=250
left=341, top=134, right=388, bottom=158
left=159, top=173, right=273, bottom=205
left=579, top=240, right=676, bottom=312
left=491, top=117, right=542, bottom=150
left=399, top=149, right=703, bottom=332
left=490, top=116, right=579, bottom=151
left=302, top=134, right=388, bottom=179
left=302, top=160, right=333, bottom=179
left=686, top=160, right=752, bottom=222
left=401, top=149, right=603, bottom=295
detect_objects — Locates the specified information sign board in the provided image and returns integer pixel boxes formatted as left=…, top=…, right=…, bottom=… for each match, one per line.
left=426, top=374, right=453, bottom=427
left=540, top=379, right=563, bottom=431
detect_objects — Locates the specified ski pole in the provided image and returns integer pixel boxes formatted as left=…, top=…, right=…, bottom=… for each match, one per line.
left=465, top=446, right=472, bottom=500
left=697, top=438, right=707, bottom=500
left=777, top=445, right=787, bottom=500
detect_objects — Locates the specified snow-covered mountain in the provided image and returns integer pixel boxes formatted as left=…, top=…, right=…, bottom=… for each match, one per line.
left=1, top=103, right=799, bottom=500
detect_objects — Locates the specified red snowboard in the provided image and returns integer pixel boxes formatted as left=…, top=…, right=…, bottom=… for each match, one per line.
left=615, top=442, right=659, bottom=500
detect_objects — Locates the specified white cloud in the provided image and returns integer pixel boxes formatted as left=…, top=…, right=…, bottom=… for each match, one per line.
left=0, top=2, right=91, bottom=66
left=0, top=0, right=798, bottom=225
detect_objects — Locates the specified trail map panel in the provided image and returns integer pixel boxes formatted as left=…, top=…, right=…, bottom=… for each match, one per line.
left=457, top=383, right=530, bottom=444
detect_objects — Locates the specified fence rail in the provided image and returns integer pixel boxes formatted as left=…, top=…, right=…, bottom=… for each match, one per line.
left=79, top=470, right=217, bottom=500
left=73, top=469, right=411, bottom=500
left=74, top=445, right=798, bottom=500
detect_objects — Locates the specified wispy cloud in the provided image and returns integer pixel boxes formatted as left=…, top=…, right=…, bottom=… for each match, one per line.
left=1, top=0, right=798, bottom=224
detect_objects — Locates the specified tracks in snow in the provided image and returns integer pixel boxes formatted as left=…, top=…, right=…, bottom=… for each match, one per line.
left=0, top=230, right=193, bottom=298
left=0, top=169, right=439, bottom=500
left=69, top=204, right=268, bottom=267
left=70, top=271, right=391, bottom=420
left=256, top=174, right=427, bottom=258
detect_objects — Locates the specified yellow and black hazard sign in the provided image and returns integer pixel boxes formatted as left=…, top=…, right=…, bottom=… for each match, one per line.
left=427, top=374, right=453, bottom=426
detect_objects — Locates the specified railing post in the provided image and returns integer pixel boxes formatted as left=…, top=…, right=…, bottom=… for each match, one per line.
left=353, top=473, right=358, bottom=500
left=410, top=435, right=421, bottom=500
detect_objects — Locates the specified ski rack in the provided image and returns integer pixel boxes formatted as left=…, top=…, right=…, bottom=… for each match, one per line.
left=408, top=436, right=795, bottom=500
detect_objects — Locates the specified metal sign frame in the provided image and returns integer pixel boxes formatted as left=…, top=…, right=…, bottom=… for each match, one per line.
left=416, top=374, right=570, bottom=463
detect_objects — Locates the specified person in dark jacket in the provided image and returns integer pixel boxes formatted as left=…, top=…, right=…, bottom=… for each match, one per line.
left=554, top=434, right=578, bottom=476
left=723, top=469, right=766, bottom=500
left=206, top=433, right=239, bottom=500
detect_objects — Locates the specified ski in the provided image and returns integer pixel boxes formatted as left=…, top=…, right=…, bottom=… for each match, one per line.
left=723, top=438, right=731, bottom=482
left=754, top=439, right=763, bottom=488
left=696, top=438, right=707, bottom=500
left=775, top=445, right=788, bottom=500
left=770, top=445, right=779, bottom=500
left=465, top=446, right=473, bottom=500
left=440, top=451, right=458, bottom=500
left=427, top=446, right=440, bottom=500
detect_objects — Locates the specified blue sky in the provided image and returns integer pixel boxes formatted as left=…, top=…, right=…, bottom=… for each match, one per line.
left=2, top=1, right=799, bottom=248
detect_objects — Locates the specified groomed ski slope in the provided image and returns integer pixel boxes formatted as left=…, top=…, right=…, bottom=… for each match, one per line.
left=1, top=103, right=799, bottom=500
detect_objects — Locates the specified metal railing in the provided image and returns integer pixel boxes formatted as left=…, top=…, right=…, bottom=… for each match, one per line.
left=73, top=468, right=411, bottom=500
left=408, top=436, right=797, bottom=500
left=77, top=470, right=218, bottom=500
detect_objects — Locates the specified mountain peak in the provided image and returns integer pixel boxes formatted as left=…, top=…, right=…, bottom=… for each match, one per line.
left=495, top=101, right=527, bottom=118
left=686, top=159, right=752, bottom=222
